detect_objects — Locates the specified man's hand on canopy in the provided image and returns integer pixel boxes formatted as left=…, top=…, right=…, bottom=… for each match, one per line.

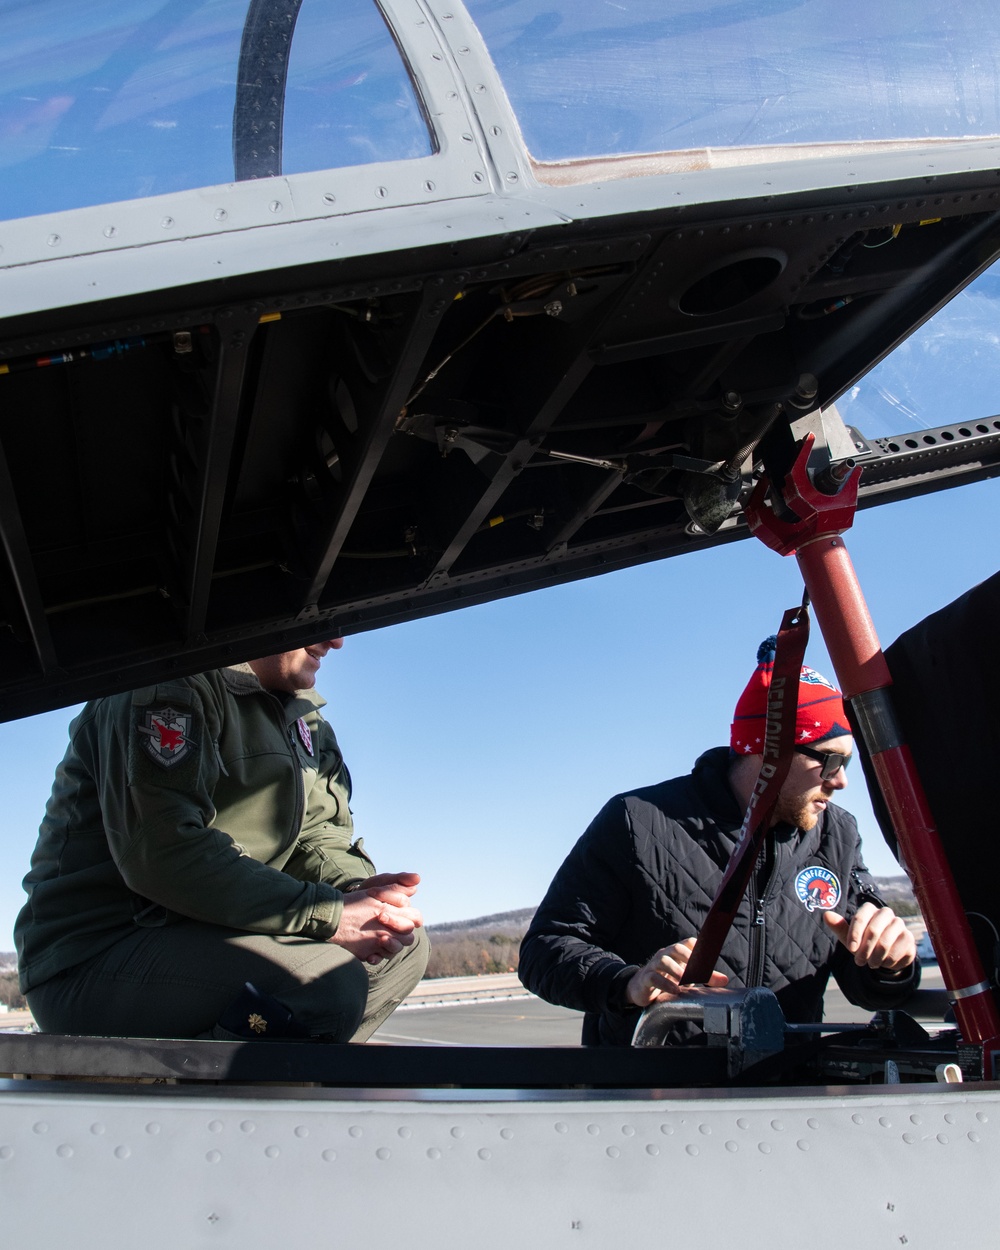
left=626, top=937, right=729, bottom=1008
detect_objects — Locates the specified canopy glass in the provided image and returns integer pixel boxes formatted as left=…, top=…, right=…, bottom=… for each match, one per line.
left=466, top=0, right=1000, bottom=162
left=0, top=0, right=431, bottom=220
left=839, top=269, right=1000, bottom=440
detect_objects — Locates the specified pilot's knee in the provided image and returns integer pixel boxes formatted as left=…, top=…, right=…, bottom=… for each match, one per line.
left=401, top=925, right=431, bottom=988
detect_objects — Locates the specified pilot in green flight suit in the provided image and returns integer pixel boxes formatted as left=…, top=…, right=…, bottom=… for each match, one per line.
left=15, top=639, right=428, bottom=1040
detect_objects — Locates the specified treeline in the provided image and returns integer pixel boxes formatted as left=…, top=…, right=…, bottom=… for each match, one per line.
left=419, top=881, right=920, bottom=978
left=423, top=907, right=533, bottom=978
left=425, top=930, right=525, bottom=979
left=0, top=944, right=519, bottom=998
left=0, top=972, right=25, bottom=1010
left=0, top=879, right=919, bottom=993
left=872, top=876, right=917, bottom=909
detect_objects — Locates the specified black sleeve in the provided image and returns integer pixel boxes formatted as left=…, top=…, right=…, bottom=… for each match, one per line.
left=832, top=869, right=921, bottom=1010
left=518, top=797, right=642, bottom=1015
left=833, top=945, right=921, bottom=1010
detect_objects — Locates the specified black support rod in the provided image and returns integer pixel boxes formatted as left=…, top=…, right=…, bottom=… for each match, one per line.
left=426, top=345, right=596, bottom=581
left=301, top=286, right=464, bottom=612
left=0, top=438, right=58, bottom=673
left=180, top=317, right=258, bottom=640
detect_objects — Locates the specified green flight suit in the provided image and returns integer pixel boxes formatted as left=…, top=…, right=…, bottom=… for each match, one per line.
left=14, top=663, right=427, bottom=1039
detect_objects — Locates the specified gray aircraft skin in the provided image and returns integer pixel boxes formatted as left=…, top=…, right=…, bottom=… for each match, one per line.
left=2, top=3, right=1000, bottom=1246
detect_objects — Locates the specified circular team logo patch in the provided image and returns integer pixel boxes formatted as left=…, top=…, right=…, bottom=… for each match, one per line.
left=794, top=866, right=841, bottom=913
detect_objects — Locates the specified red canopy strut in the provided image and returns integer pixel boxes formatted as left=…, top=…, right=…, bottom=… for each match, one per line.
left=745, top=433, right=1000, bottom=1077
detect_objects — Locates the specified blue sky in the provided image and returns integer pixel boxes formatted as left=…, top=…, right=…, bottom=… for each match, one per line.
left=3, top=472, right=999, bottom=948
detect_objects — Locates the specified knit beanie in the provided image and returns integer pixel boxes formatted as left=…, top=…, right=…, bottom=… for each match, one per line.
left=730, top=635, right=851, bottom=755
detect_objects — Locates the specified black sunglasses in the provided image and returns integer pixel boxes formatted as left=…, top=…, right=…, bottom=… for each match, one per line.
left=794, top=744, right=852, bottom=780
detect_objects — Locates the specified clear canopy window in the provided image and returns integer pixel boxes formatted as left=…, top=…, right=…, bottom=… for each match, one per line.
left=463, top=0, right=1000, bottom=438
left=466, top=0, right=1000, bottom=165
left=838, top=268, right=1000, bottom=440
left=0, top=0, right=432, bottom=221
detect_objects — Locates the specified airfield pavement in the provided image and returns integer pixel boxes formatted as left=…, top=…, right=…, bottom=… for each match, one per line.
left=374, top=966, right=952, bottom=1046
left=1, top=966, right=950, bottom=1046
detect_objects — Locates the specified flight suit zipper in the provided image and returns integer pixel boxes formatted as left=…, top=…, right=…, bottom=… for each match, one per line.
left=285, top=716, right=306, bottom=852
left=264, top=693, right=307, bottom=855
left=231, top=683, right=307, bottom=856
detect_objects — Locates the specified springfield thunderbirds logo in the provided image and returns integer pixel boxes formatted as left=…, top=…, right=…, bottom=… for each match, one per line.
left=794, top=866, right=841, bottom=913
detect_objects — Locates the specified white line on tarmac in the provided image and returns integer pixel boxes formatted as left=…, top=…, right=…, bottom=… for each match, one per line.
left=398, top=993, right=532, bottom=1011
left=370, top=1031, right=466, bottom=1046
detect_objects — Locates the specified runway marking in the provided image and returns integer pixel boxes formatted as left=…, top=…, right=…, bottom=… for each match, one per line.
left=398, top=993, right=532, bottom=1011
left=370, top=1031, right=465, bottom=1046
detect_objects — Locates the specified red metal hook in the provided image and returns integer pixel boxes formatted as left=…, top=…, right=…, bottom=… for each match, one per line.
left=745, top=432, right=862, bottom=556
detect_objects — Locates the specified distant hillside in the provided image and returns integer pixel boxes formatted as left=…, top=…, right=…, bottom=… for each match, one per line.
left=424, top=909, right=535, bottom=978
left=422, top=878, right=918, bottom=978
left=426, top=879, right=915, bottom=937
left=427, top=908, right=536, bottom=937
left=871, top=876, right=918, bottom=911
left=0, top=877, right=919, bottom=987
left=0, top=957, right=23, bottom=1010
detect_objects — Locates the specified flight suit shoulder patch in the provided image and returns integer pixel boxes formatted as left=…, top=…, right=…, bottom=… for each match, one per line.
left=127, top=688, right=203, bottom=785
left=136, top=705, right=195, bottom=769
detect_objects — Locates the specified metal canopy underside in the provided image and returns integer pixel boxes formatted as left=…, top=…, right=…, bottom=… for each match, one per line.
left=2, top=166, right=1000, bottom=721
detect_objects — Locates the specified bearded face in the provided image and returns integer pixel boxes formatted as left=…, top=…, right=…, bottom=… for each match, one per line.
left=772, top=734, right=853, bottom=830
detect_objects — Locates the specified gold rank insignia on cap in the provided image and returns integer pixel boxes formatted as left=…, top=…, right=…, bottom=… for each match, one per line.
left=248, top=1013, right=267, bottom=1034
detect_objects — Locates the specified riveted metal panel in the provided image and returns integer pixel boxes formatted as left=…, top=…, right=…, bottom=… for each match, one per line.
left=0, top=0, right=507, bottom=317
left=2, top=1085, right=998, bottom=1248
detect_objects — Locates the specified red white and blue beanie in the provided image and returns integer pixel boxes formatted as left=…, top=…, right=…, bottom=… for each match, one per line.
left=730, top=636, right=851, bottom=756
